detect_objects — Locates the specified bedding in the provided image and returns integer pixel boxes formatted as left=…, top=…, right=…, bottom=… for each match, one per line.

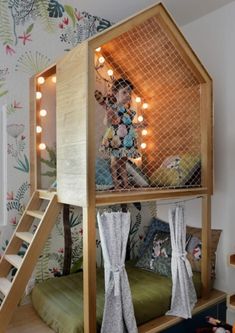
left=31, top=265, right=201, bottom=333
left=137, top=217, right=221, bottom=280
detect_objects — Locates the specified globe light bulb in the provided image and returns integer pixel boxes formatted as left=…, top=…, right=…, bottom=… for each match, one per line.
left=36, top=91, right=42, bottom=99
left=142, top=103, right=148, bottom=109
left=36, top=126, right=42, bottom=133
left=39, top=109, right=47, bottom=117
left=95, top=47, right=101, bottom=52
left=37, top=76, right=45, bottom=84
left=141, top=143, right=147, bottom=149
left=142, top=129, right=148, bottom=136
left=98, top=56, right=105, bottom=64
left=135, top=97, right=141, bottom=103
left=107, top=69, right=113, bottom=76
left=51, top=76, right=57, bottom=83
left=39, top=143, right=46, bottom=150
left=138, top=115, right=144, bottom=122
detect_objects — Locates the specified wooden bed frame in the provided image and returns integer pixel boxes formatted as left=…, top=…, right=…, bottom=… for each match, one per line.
left=0, top=2, right=220, bottom=333
left=29, top=3, right=214, bottom=333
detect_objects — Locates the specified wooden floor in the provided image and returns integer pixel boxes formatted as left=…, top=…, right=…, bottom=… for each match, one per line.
left=6, top=304, right=54, bottom=333
left=6, top=289, right=226, bottom=333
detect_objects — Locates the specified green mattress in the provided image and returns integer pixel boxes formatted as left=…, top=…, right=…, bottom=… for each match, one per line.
left=31, top=266, right=201, bottom=333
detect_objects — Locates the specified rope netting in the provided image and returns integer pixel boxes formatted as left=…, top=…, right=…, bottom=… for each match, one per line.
left=94, top=15, right=201, bottom=192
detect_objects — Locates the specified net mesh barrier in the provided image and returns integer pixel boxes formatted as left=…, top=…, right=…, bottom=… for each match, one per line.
left=94, top=15, right=201, bottom=192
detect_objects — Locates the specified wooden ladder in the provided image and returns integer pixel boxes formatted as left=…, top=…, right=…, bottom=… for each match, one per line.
left=0, top=190, right=61, bottom=333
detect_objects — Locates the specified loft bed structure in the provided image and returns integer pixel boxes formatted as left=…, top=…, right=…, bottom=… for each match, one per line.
left=0, top=3, right=226, bottom=333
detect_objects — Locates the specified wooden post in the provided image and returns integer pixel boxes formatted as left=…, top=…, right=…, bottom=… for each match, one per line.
left=201, top=194, right=211, bottom=297
left=83, top=205, right=96, bottom=333
left=62, top=204, right=72, bottom=276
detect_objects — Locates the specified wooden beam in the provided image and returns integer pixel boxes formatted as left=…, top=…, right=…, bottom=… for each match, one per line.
left=96, top=188, right=207, bottom=206
left=83, top=206, right=96, bottom=333
left=201, top=194, right=211, bottom=297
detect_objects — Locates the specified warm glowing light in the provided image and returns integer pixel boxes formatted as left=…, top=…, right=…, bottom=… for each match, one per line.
left=134, top=157, right=142, bottom=167
left=142, top=129, right=148, bottom=136
left=36, top=126, right=42, bottom=133
left=107, top=69, right=113, bottom=76
left=95, top=47, right=101, bottom=52
left=135, top=97, right=141, bottom=103
left=39, top=143, right=46, bottom=150
left=98, top=56, right=105, bottom=64
left=39, top=109, right=47, bottom=117
left=142, top=103, right=148, bottom=109
left=141, top=143, right=147, bottom=149
left=37, top=76, right=45, bottom=84
left=138, top=115, right=144, bottom=122
left=51, top=76, right=57, bottom=83
left=36, top=91, right=42, bottom=99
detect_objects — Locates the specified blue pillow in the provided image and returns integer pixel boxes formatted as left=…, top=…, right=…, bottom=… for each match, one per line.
left=96, top=158, right=113, bottom=190
left=138, top=217, right=170, bottom=258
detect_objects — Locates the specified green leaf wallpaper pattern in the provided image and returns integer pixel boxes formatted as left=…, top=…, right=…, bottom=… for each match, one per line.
left=36, top=0, right=57, bottom=33
left=15, top=51, right=51, bottom=75
left=0, top=0, right=114, bottom=285
left=0, top=0, right=14, bottom=46
left=48, top=0, right=64, bottom=18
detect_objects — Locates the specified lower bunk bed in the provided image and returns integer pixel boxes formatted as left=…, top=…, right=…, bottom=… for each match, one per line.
left=31, top=265, right=202, bottom=333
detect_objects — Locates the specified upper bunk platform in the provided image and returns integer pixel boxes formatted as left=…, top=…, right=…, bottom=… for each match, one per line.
left=30, top=3, right=213, bottom=207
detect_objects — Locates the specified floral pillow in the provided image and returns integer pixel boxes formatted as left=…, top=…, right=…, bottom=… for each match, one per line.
left=136, top=229, right=172, bottom=277
left=186, top=226, right=222, bottom=279
left=149, top=154, right=201, bottom=187
left=138, top=217, right=221, bottom=279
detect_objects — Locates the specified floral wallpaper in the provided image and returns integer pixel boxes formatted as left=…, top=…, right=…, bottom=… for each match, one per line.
left=0, top=0, right=155, bottom=284
left=0, top=0, right=111, bottom=282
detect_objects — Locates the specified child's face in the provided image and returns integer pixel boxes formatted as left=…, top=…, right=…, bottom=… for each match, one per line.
left=115, top=86, right=132, bottom=105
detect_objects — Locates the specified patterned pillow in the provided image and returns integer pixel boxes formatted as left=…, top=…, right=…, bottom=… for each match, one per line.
left=126, top=160, right=149, bottom=187
left=149, top=154, right=200, bottom=187
left=95, top=158, right=113, bottom=190
left=136, top=230, right=172, bottom=277
left=186, top=226, right=222, bottom=279
left=138, top=217, right=170, bottom=258
left=137, top=217, right=222, bottom=279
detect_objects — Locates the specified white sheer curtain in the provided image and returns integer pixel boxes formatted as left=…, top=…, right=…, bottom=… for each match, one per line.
left=166, top=206, right=197, bottom=319
left=97, top=211, right=137, bottom=333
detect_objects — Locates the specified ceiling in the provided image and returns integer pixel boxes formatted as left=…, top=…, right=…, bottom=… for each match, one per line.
left=81, top=0, right=234, bottom=26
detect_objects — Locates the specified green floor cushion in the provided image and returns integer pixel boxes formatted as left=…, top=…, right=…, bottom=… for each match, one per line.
left=31, top=265, right=201, bottom=333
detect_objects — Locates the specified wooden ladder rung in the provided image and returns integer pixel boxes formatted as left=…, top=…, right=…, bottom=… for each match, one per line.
left=0, top=278, right=11, bottom=296
left=38, top=190, right=55, bottom=201
left=26, top=210, right=44, bottom=219
left=15, top=232, right=34, bottom=244
left=4, top=255, right=23, bottom=269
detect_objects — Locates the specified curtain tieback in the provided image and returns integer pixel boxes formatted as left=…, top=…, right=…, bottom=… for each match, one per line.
left=172, top=251, right=193, bottom=278
left=105, top=264, right=125, bottom=297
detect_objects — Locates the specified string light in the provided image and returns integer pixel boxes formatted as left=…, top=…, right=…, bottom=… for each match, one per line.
left=37, top=76, right=45, bottom=84
left=95, top=47, right=101, bottom=52
left=135, top=97, right=141, bottom=103
left=98, top=56, right=105, bottom=64
left=141, top=143, right=147, bottom=149
left=142, top=129, right=148, bottom=136
left=36, top=91, right=42, bottom=99
left=107, top=69, right=113, bottom=76
left=142, top=103, right=148, bottom=109
left=39, top=143, right=46, bottom=150
left=36, top=126, right=42, bottom=133
left=39, top=109, right=47, bottom=117
left=51, top=76, right=57, bottom=83
left=138, top=115, right=144, bottom=122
